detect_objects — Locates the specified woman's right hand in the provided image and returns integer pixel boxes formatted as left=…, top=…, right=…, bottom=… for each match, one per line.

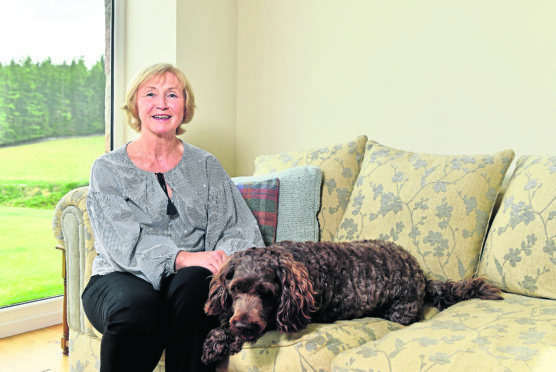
left=175, top=250, right=228, bottom=274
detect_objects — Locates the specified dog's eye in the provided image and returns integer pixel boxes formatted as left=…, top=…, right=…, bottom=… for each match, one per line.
left=257, top=287, right=275, bottom=300
left=229, top=282, right=248, bottom=294
left=225, top=269, right=235, bottom=281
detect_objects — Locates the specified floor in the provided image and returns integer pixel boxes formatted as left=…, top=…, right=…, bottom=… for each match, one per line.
left=0, top=324, right=69, bottom=372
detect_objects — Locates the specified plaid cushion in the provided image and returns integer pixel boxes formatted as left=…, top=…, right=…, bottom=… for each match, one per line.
left=234, top=166, right=322, bottom=242
left=234, top=178, right=280, bottom=246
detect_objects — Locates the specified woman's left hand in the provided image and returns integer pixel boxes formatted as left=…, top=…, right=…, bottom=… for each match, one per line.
left=175, top=250, right=228, bottom=274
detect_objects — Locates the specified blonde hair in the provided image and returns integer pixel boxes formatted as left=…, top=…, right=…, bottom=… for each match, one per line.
left=123, top=63, right=196, bottom=135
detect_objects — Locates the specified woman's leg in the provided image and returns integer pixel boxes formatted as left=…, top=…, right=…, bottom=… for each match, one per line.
left=82, top=272, right=165, bottom=372
left=162, top=266, right=218, bottom=372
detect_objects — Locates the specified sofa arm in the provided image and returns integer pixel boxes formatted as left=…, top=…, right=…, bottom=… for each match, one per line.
left=52, top=186, right=99, bottom=338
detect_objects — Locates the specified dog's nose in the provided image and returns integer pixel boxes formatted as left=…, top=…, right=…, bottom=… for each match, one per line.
left=234, top=321, right=254, bottom=332
left=231, top=319, right=261, bottom=340
left=234, top=321, right=247, bottom=330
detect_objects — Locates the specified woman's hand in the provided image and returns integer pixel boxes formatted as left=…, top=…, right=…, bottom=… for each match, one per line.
left=175, top=250, right=228, bottom=274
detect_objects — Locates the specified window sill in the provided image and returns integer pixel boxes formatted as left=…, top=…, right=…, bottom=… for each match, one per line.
left=0, top=296, right=62, bottom=338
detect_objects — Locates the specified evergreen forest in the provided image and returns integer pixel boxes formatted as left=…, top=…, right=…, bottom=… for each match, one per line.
left=0, top=57, right=106, bottom=307
left=0, top=57, right=105, bottom=146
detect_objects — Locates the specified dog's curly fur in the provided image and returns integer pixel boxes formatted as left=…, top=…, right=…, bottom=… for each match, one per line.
left=202, top=240, right=502, bottom=366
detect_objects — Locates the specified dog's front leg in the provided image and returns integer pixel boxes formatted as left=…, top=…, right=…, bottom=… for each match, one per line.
left=228, top=332, right=245, bottom=356
left=202, top=326, right=244, bottom=366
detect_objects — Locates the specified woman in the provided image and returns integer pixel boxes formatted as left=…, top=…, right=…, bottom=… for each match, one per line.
left=82, top=63, right=264, bottom=372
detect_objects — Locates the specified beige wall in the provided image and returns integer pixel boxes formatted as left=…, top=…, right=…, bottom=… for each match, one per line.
left=235, top=0, right=556, bottom=175
left=176, top=0, right=238, bottom=174
left=116, top=1, right=556, bottom=176
left=114, top=0, right=238, bottom=173
left=113, top=0, right=177, bottom=147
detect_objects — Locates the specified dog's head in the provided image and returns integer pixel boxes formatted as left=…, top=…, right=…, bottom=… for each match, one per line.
left=205, top=246, right=316, bottom=342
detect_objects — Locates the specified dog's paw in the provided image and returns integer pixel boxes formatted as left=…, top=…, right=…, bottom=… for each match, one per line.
left=202, top=328, right=230, bottom=365
left=228, top=335, right=245, bottom=356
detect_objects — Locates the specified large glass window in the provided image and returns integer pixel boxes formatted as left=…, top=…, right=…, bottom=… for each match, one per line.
left=0, top=0, right=108, bottom=308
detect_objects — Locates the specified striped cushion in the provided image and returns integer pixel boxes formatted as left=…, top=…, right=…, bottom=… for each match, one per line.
left=235, top=178, right=280, bottom=246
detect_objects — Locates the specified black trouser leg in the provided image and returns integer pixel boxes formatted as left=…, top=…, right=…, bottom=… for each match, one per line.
left=82, top=272, right=165, bottom=372
left=162, top=266, right=218, bottom=372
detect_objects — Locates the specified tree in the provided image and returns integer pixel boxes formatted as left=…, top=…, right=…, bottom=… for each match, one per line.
left=0, top=57, right=105, bottom=146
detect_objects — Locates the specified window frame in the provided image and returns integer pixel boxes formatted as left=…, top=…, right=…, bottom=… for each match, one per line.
left=0, top=0, right=115, bottom=338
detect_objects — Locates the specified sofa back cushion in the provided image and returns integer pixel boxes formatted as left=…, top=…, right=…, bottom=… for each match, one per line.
left=478, top=155, right=556, bottom=299
left=254, top=135, right=367, bottom=241
left=233, top=166, right=322, bottom=243
left=336, top=141, right=514, bottom=281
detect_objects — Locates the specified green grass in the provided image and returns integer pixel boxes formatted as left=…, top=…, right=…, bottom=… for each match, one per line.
left=0, top=207, right=61, bottom=306
left=0, top=135, right=105, bottom=183
left=0, top=135, right=104, bottom=307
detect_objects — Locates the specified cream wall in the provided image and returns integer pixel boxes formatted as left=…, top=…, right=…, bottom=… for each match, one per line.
left=116, top=1, right=556, bottom=176
left=235, top=0, right=556, bottom=175
left=176, top=0, right=238, bottom=174
left=114, top=0, right=238, bottom=173
left=113, top=0, right=177, bottom=147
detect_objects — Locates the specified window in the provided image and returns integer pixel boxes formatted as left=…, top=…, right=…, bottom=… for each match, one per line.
left=0, top=0, right=109, bottom=327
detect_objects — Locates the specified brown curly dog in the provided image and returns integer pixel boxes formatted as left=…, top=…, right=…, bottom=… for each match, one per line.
left=201, top=240, right=502, bottom=366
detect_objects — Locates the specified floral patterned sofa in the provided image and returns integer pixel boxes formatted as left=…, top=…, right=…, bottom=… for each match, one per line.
left=53, top=135, right=556, bottom=371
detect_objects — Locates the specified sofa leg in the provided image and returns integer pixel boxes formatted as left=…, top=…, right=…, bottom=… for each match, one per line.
left=56, top=245, right=69, bottom=356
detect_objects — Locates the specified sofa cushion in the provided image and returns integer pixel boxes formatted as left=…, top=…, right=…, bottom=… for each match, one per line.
left=479, top=155, right=556, bottom=299
left=336, top=141, right=515, bottom=281
left=228, top=317, right=404, bottom=372
left=233, top=178, right=280, bottom=246
left=332, top=294, right=556, bottom=372
left=254, top=135, right=367, bottom=242
left=233, top=166, right=322, bottom=242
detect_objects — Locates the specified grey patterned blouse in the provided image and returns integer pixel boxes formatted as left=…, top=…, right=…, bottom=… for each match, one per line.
left=86, top=140, right=264, bottom=290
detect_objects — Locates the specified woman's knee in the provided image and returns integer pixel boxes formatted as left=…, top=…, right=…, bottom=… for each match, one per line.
left=165, top=267, right=212, bottom=300
left=163, top=266, right=213, bottom=315
left=107, top=298, right=164, bottom=338
left=83, top=272, right=165, bottom=337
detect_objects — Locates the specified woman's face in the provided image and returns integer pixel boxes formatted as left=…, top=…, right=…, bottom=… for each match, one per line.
left=136, top=72, right=185, bottom=137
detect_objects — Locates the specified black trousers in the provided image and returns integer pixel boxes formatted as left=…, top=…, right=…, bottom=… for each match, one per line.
left=82, top=267, right=217, bottom=372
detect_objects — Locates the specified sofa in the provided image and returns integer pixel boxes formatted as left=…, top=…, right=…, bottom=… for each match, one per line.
left=52, top=135, right=556, bottom=371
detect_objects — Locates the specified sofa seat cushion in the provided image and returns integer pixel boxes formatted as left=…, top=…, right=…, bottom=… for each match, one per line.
left=332, top=293, right=556, bottom=372
left=254, top=135, right=367, bottom=242
left=479, top=155, right=556, bottom=299
left=228, top=317, right=404, bottom=372
left=336, top=141, right=515, bottom=281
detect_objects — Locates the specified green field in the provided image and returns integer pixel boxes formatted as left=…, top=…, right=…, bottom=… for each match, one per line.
left=0, top=136, right=105, bottom=183
left=0, top=135, right=104, bottom=307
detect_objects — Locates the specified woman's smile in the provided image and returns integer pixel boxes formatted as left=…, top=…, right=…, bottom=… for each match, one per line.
left=153, top=114, right=171, bottom=120
left=136, top=71, right=185, bottom=136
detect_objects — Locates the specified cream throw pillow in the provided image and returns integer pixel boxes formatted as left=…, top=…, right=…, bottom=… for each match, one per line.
left=254, top=135, right=367, bottom=242
left=479, top=155, right=556, bottom=299
left=336, top=141, right=514, bottom=281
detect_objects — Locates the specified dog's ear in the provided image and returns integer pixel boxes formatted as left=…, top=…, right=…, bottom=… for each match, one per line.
left=205, top=261, right=234, bottom=316
left=275, top=252, right=316, bottom=333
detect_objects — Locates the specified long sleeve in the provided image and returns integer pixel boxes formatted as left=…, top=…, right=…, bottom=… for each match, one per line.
left=87, top=158, right=181, bottom=290
left=205, top=157, right=265, bottom=254
left=86, top=141, right=264, bottom=290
